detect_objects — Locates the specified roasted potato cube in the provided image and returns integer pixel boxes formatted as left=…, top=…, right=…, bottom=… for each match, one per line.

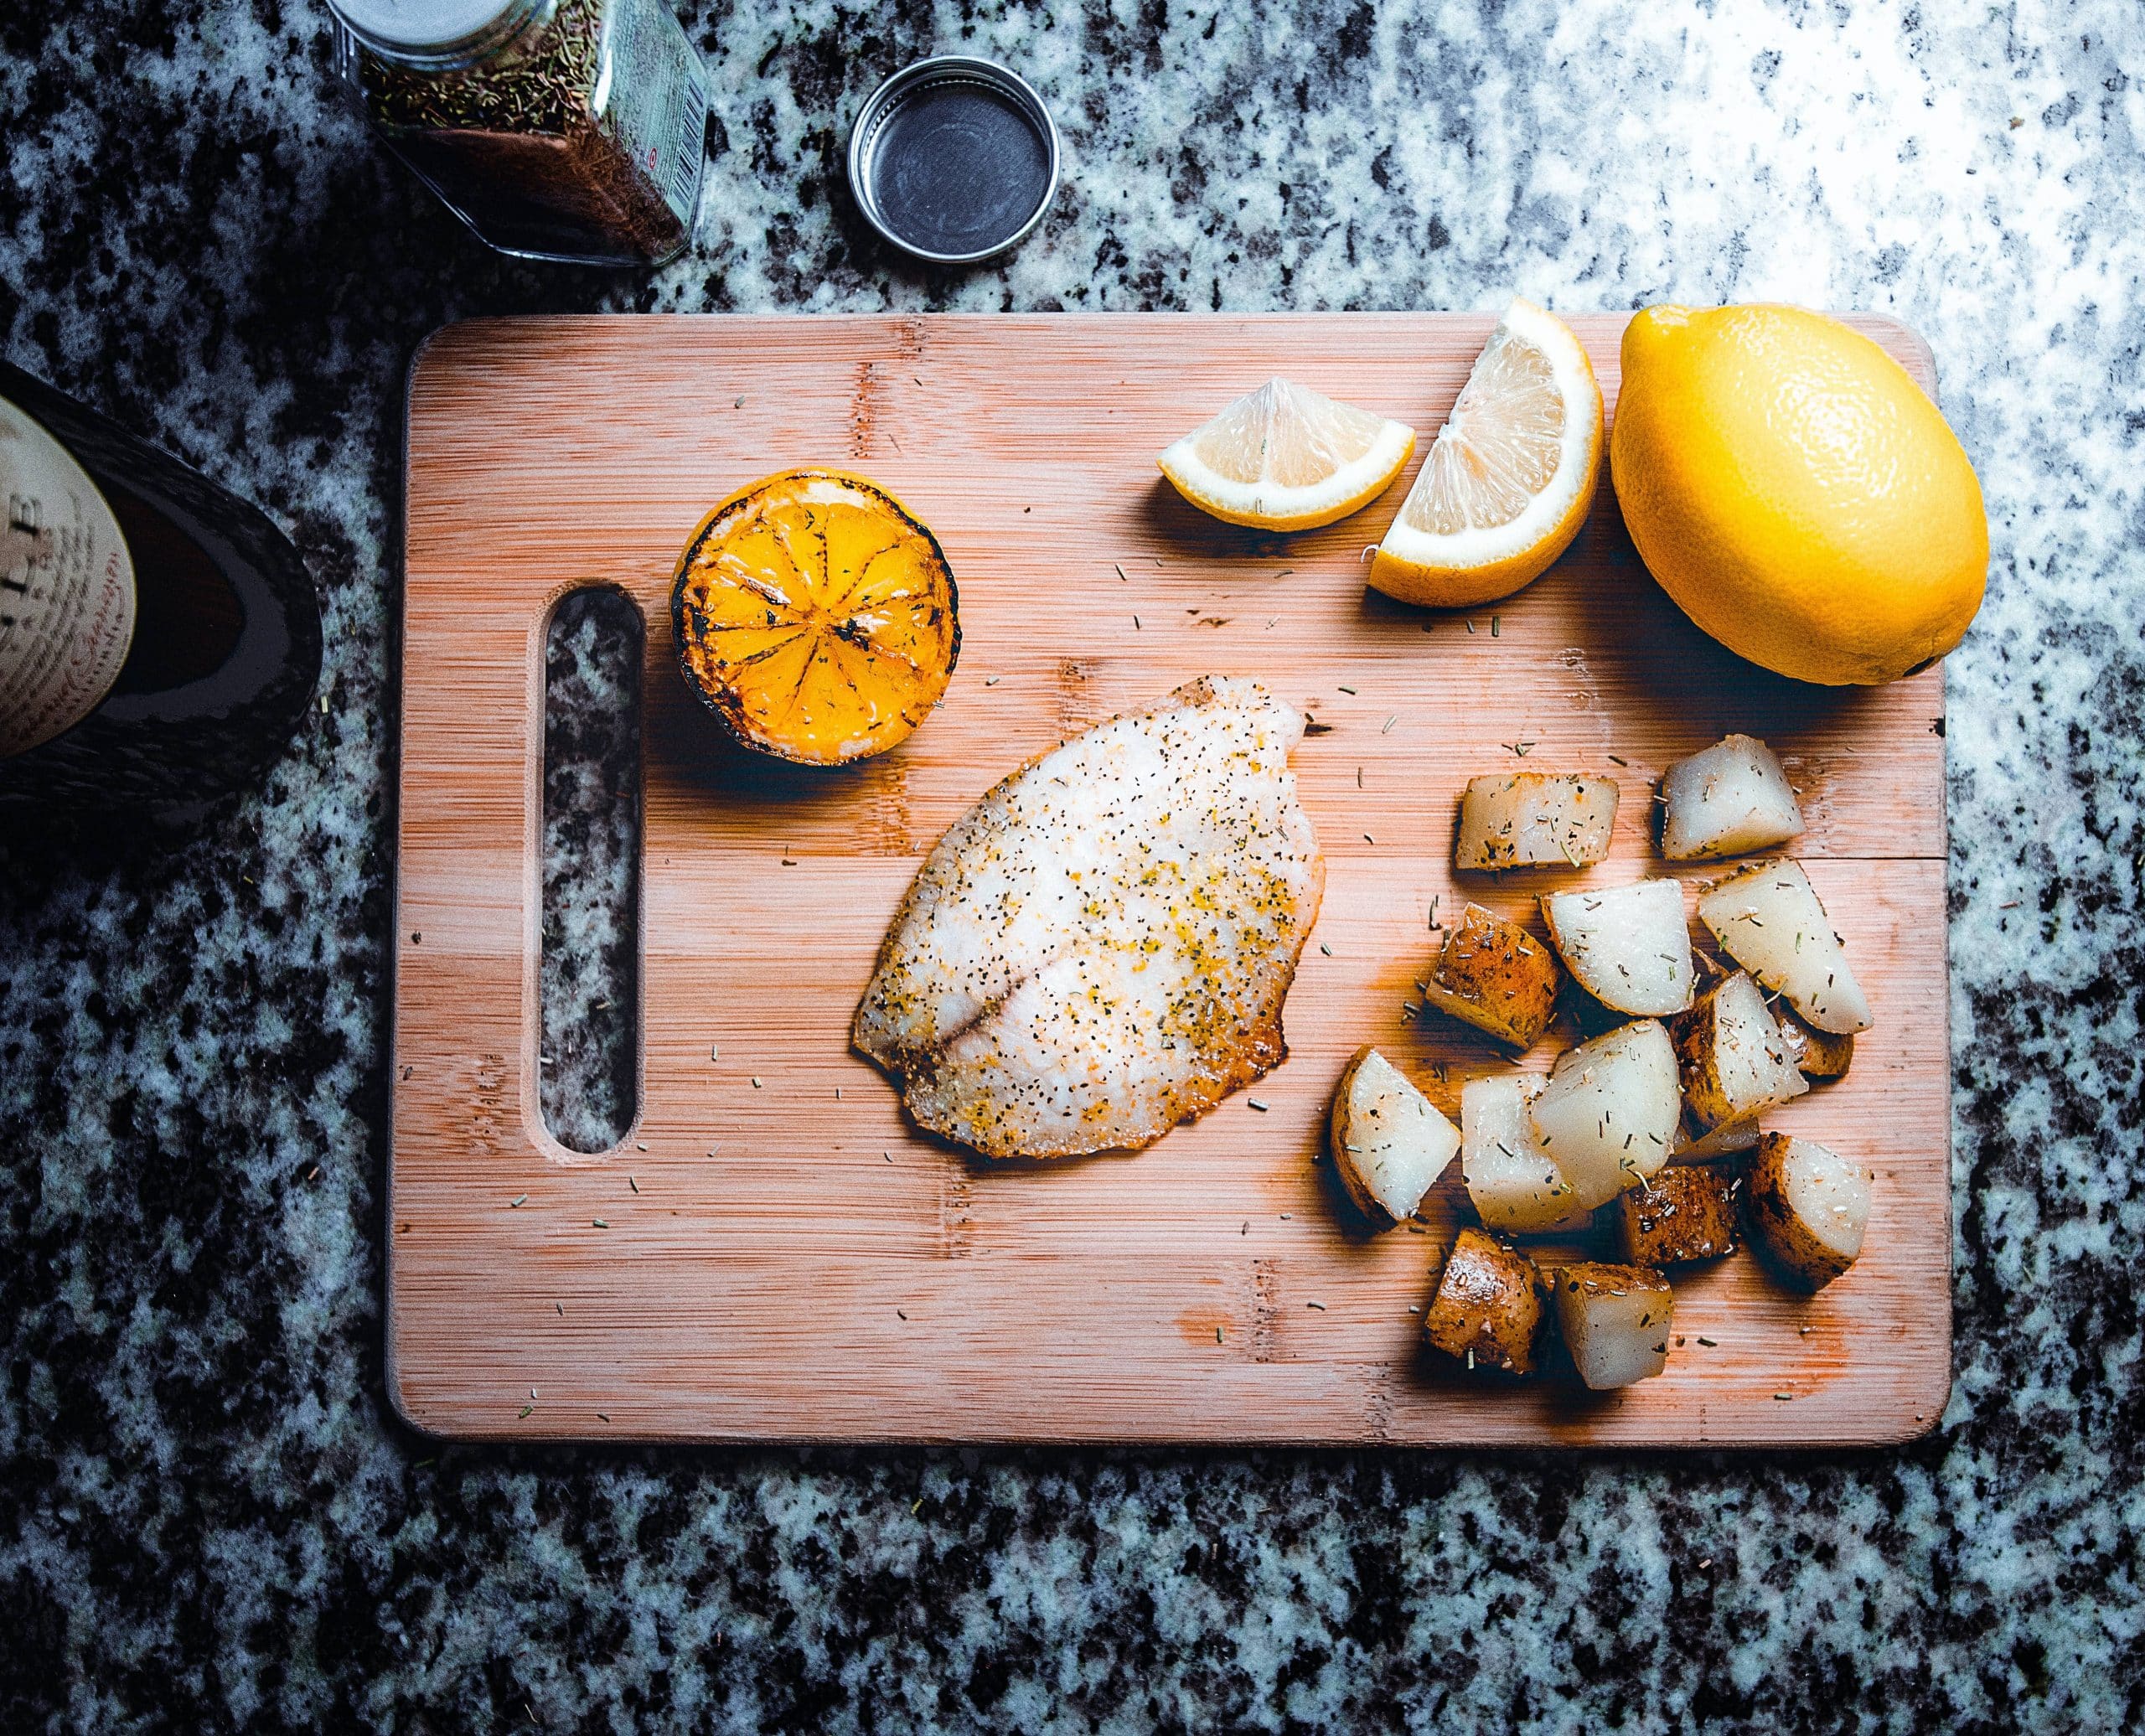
left=1328, top=1046, right=1460, bottom=1226
left=1552, top=1262, right=1675, bottom=1389
left=1424, top=1227, right=1548, bottom=1375
left=1670, top=970, right=1808, bottom=1132
left=1541, top=878, right=1695, bottom=1015
left=1658, top=734, right=1805, bottom=860
left=1419, top=902, right=1563, bottom=1047
left=1747, top=1134, right=1871, bottom=1289
left=1455, top=772, right=1619, bottom=871
left=1697, top=859, right=1872, bottom=1034
left=1615, top=1164, right=1741, bottom=1265
left=1460, top=1072, right=1585, bottom=1233
left=1775, top=1008, right=1855, bottom=1078
left=1529, top=1020, right=1681, bottom=1209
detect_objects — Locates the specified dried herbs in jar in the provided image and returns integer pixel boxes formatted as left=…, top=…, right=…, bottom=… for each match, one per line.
left=328, top=0, right=711, bottom=266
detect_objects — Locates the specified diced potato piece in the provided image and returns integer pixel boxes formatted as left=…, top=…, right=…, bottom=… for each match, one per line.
left=1552, top=1262, right=1674, bottom=1389
left=1658, top=734, right=1805, bottom=860
left=1541, top=878, right=1694, bottom=1015
left=1419, top=902, right=1563, bottom=1048
left=1747, top=1134, right=1871, bottom=1289
left=1696, top=860, right=1872, bottom=1034
left=1460, top=1072, right=1585, bottom=1233
left=1424, top=1227, right=1548, bottom=1375
left=1328, top=1046, right=1460, bottom=1227
left=1614, top=1163, right=1741, bottom=1265
left=1455, top=772, right=1619, bottom=871
left=1775, top=1009, right=1855, bottom=1078
left=1670, top=971, right=1808, bottom=1132
left=1530, top=1020, right=1681, bottom=1209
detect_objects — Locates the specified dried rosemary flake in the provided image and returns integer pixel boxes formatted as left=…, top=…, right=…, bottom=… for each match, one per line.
left=1382, top=715, right=1397, bottom=734
left=1491, top=616, right=1502, bottom=637
left=1338, top=685, right=1357, bottom=695
left=592, top=1218, right=609, bottom=1228
left=509, top=1195, right=528, bottom=1207
left=1246, top=1098, right=1272, bottom=1112
left=1696, top=1336, right=1718, bottom=1346
left=1305, top=1300, right=1327, bottom=1310
left=1320, top=943, right=1332, bottom=956
left=628, top=1175, right=640, bottom=1193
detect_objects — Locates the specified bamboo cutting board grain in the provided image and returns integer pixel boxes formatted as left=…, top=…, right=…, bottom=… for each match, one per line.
left=390, top=313, right=1951, bottom=1445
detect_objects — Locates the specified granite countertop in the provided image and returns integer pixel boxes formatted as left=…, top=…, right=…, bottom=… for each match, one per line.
left=3, top=1, right=2140, bottom=1728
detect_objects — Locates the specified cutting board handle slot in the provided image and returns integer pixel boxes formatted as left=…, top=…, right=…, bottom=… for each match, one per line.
left=535, top=584, right=646, bottom=1155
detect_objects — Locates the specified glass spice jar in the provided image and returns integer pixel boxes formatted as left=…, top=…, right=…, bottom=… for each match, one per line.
left=328, top=0, right=711, bottom=267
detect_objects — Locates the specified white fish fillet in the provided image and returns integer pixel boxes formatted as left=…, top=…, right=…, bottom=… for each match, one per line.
left=854, top=674, right=1326, bottom=1160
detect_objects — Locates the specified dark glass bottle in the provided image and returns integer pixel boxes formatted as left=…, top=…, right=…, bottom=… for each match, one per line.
left=0, top=360, right=322, bottom=823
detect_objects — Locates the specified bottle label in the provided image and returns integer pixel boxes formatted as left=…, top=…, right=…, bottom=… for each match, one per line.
left=0, top=394, right=137, bottom=758
left=601, top=0, right=711, bottom=225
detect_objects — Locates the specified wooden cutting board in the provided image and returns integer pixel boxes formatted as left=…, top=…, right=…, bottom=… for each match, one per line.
left=390, top=313, right=1951, bottom=1446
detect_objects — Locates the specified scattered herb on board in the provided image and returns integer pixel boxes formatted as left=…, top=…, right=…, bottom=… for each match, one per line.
left=592, top=1218, right=609, bottom=1228
left=1491, top=615, right=1502, bottom=637
left=1247, top=1098, right=1271, bottom=1112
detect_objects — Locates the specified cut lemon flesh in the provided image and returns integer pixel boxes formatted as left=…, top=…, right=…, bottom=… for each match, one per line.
left=1158, top=378, right=1415, bottom=531
left=1370, top=298, right=1603, bottom=607
left=671, top=469, right=959, bottom=765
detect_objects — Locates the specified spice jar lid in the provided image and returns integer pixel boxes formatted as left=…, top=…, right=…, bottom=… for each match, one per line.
left=327, top=0, right=530, bottom=57
left=847, top=57, right=1060, bottom=266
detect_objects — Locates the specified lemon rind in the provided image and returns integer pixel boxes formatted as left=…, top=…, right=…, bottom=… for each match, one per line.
left=1158, top=417, right=1417, bottom=531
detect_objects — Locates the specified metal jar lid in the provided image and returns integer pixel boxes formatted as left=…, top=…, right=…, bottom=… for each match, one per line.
left=847, top=57, right=1060, bottom=266
left=326, top=0, right=535, bottom=59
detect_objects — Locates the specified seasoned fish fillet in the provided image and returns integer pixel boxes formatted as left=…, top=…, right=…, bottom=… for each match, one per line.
left=854, top=674, right=1326, bottom=1159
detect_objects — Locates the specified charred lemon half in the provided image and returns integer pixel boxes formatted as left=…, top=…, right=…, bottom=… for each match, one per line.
left=671, top=469, right=959, bottom=765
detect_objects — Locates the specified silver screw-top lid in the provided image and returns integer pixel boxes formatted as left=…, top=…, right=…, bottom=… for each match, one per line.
left=848, top=58, right=1060, bottom=266
left=325, top=0, right=530, bottom=56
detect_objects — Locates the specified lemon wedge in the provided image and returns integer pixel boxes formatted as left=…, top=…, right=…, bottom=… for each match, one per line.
left=1369, top=298, right=1603, bottom=608
left=1158, top=378, right=1415, bottom=531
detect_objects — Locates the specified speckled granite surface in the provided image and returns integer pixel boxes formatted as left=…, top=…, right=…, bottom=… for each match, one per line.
left=3, top=1, right=2141, bottom=1728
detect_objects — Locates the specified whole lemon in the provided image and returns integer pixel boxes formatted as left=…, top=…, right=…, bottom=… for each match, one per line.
left=1610, top=304, right=1987, bottom=685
